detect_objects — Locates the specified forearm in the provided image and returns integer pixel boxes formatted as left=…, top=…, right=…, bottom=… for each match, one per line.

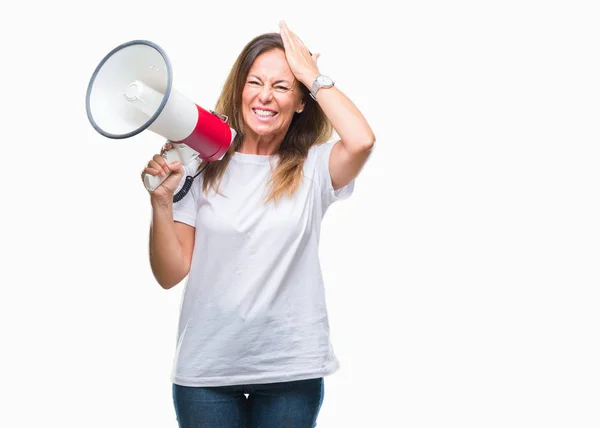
left=304, top=76, right=375, bottom=152
left=149, top=200, right=188, bottom=289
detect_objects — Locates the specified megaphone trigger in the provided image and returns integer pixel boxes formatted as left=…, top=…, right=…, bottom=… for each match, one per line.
left=160, top=141, right=173, bottom=155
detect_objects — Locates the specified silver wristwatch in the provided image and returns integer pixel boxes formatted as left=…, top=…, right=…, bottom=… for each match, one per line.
left=310, top=75, right=334, bottom=100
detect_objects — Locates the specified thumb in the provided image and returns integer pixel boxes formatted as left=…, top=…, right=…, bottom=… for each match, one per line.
left=168, top=160, right=182, bottom=171
left=164, top=161, right=184, bottom=184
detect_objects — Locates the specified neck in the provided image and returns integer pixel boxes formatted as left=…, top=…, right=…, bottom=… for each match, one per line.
left=238, top=133, right=285, bottom=156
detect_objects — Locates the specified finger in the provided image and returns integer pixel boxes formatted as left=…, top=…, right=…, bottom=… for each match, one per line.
left=313, top=53, right=321, bottom=63
left=279, top=21, right=292, bottom=49
left=280, top=21, right=301, bottom=49
left=282, top=24, right=305, bottom=49
left=141, top=166, right=162, bottom=179
left=286, top=30, right=302, bottom=49
left=167, top=161, right=181, bottom=171
left=279, top=21, right=288, bottom=38
left=148, top=159, right=167, bottom=176
left=152, top=154, right=171, bottom=174
left=160, top=142, right=173, bottom=154
left=279, top=20, right=289, bottom=34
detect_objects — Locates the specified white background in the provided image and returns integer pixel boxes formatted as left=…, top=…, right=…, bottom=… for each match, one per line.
left=1, top=0, right=599, bottom=427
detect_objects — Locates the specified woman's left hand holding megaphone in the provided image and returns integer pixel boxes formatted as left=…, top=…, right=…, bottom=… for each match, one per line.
left=141, top=142, right=184, bottom=203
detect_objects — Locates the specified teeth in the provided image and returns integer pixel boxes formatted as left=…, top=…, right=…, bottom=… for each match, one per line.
left=254, top=109, right=276, bottom=117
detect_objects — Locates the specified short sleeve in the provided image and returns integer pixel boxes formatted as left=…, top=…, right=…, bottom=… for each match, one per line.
left=312, top=141, right=355, bottom=209
left=172, top=161, right=201, bottom=227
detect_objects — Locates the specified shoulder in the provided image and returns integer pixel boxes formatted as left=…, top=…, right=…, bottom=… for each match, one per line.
left=308, top=141, right=336, bottom=156
left=305, top=141, right=337, bottom=169
left=301, top=141, right=341, bottom=192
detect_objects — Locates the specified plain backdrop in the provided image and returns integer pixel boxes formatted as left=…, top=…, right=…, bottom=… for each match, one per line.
left=2, top=0, right=599, bottom=427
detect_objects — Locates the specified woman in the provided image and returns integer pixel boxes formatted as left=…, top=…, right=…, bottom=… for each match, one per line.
left=142, top=21, right=375, bottom=428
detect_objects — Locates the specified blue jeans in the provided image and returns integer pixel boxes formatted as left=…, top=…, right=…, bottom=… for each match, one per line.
left=172, top=378, right=324, bottom=428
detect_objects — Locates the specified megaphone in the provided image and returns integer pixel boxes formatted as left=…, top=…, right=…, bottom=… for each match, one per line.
left=85, top=40, right=236, bottom=191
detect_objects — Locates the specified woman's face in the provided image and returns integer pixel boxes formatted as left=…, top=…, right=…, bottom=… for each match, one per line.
left=241, top=49, right=305, bottom=140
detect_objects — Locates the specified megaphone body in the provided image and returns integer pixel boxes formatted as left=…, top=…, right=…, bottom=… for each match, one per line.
left=86, top=40, right=236, bottom=191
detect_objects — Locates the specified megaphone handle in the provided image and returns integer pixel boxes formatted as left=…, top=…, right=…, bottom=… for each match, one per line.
left=143, top=143, right=199, bottom=192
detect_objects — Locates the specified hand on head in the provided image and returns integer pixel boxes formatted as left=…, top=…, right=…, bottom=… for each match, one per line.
left=278, top=20, right=321, bottom=87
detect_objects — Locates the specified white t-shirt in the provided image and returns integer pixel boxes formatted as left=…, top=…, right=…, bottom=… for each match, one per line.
left=170, top=141, right=353, bottom=387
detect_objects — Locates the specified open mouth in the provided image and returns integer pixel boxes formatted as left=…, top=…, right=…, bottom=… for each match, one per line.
left=252, top=108, right=278, bottom=118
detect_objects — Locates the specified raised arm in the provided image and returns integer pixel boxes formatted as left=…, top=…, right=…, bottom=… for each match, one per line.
left=280, top=21, right=375, bottom=190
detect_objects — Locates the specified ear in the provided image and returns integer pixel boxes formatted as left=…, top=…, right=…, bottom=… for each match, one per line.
left=296, top=97, right=306, bottom=114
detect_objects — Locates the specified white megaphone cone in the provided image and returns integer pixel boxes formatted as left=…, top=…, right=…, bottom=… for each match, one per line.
left=85, top=40, right=236, bottom=192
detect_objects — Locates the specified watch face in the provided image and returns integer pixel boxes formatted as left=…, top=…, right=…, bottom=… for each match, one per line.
left=316, top=75, right=334, bottom=87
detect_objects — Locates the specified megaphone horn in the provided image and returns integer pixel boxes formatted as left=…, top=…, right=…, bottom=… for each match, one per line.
left=85, top=40, right=236, bottom=192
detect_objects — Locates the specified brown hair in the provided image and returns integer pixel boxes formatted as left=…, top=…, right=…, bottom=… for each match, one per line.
left=197, top=33, right=333, bottom=204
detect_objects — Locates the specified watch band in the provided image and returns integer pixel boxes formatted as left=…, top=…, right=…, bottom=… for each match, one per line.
left=310, top=80, right=321, bottom=100
left=310, top=75, right=334, bottom=100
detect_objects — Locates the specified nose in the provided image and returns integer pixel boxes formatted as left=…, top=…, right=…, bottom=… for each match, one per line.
left=258, top=84, right=274, bottom=103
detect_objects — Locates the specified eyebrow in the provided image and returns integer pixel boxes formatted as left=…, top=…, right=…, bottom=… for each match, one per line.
left=248, top=74, right=292, bottom=85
